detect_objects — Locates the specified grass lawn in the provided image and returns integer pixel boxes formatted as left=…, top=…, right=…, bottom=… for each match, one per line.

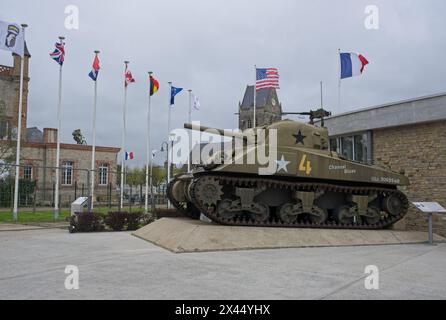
left=0, top=206, right=153, bottom=223
left=0, top=210, right=71, bottom=223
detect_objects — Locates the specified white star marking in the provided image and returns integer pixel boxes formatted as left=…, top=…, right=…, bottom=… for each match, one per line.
left=275, top=155, right=290, bottom=173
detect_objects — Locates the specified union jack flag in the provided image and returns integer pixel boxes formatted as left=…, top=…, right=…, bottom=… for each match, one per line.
left=256, top=68, right=280, bottom=90
left=50, top=41, right=65, bottom=66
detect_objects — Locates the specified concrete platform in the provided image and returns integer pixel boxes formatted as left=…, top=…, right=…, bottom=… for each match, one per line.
left=133, top=218, right=446, bottom=253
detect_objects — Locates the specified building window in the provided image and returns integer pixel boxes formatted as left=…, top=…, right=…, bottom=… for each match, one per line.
left=62, top=161, right=73, bottom=185
left=23, top=165, right=33, bottom=180
left=340, top=136, right=354, bottom=160
left=99, top=164, right=109, bottom=185
left=247, top=120, right=252, bottom=128
left=354, top=134, right=368, bottom=163
left=0, top=120, right=9, bottom=140
left=331, top=132, right=372, bottom=164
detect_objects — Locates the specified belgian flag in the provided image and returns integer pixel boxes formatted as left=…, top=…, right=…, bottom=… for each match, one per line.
left=149, top=74, right=159, bottom=96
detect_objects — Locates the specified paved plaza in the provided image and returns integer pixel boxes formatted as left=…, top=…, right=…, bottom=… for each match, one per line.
left=1, top=227, right=445, bottom=300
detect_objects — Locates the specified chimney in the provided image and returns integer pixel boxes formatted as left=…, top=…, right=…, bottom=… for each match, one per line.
left=43, top=128, right=58, bottom=144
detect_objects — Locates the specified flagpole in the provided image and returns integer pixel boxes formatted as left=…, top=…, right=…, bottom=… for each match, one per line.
left=167, top=82, right=172, bottom=208
left=90, top=50, right=100, bottom=211
left=253, top=65, right=256, bottom=128
left=150, top=151, right=155, bottom=214
left=338, top=48, right=341, bottom=114
left=120, top=61, right=129, bottom=210
left=187, top=89, right=192, bottom=172
left=12, top=23, right=27, bottom=221
left=320, top=81, right=323, bottom=108
left=145, top=71, right=153, bottom=214
left=54, top=36, right=65, bottom=220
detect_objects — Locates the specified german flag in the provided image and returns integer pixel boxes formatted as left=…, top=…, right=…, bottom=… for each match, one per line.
left=149, top=74, right=159, bottom=96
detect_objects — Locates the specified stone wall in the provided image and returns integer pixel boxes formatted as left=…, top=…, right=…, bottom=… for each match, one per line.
left=0, top=55, right=30, bottom=140
left=373, top=120, right=446, bottom=236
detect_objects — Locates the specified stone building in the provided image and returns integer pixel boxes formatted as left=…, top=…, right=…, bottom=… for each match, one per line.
left=238, top=86, right=282, bottom=130
left=321, top=92, right=446, bottom=236
left=0, top=45, right=120, bottom=206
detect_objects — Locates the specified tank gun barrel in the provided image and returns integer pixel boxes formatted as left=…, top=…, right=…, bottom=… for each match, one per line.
left=184, top=123, right=246, bottom=140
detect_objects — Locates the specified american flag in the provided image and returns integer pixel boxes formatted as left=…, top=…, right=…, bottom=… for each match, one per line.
left=256, top=68, right=280, bottom=90
left=50, top=41, right=65, bottom=66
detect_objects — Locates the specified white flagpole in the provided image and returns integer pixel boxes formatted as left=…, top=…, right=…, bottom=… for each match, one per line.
left=120, top=61, right=129, bottom=210
left=90, top=50, right=100, bottom=211
left=253, top=65, right=256, bottom=128
left=54, top=36, right=65, bottom=220
left=338, top=49, right=341, bottom=114
left=167, top=82, right=172, bottom=208
left=187, top=89, right=192, bottom=172
left=150, top=150, right=155, bottom=214
left=145, top=71, right=153, bottom=214
left=12, top=23, right=27, bottom=221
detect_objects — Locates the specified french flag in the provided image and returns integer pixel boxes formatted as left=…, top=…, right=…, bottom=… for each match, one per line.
left=340, top=52, right=369, bottom=79
left=125, top=151, right=134, bottom=161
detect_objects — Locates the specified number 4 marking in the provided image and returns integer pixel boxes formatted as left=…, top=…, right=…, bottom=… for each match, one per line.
left=299, top=154, right=312, bottom=175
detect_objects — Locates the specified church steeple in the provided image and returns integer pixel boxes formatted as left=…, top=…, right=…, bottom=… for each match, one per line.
left=238, top=85, right=282, bottom=130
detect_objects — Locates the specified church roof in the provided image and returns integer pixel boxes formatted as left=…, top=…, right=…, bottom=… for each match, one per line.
left=240, top=86, right=272, bottom=109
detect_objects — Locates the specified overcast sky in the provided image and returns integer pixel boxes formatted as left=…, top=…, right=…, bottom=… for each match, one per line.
left=1, top=0, right=445, bottom=167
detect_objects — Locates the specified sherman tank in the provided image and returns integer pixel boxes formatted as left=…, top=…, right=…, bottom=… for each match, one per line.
left=167, top=112, right=409, bottom=229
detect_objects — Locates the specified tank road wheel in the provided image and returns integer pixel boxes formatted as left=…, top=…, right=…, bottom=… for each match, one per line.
left=335, top=205, right=356, bottom=225
left=382, top=193, right=405, bottom=216
left=249, top=202, right=270, bottom=223
left=278, top=202, right=303, bottom=223
left=363, top=206, right=381, bottom=225
left=308, top=206, right=328, bottom=224
left=216, top=199, right=242, bottom=220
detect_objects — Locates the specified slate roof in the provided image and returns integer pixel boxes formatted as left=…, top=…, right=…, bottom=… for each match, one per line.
left=240, top=86, right=272, bottom=109
left=26, top=127, right=43, bottom=143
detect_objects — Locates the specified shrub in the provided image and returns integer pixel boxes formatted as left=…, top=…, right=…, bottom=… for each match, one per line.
left=69, top=212, right=104, bottom=233
left=126, top=212, right=143, bottom=231
left=105, top=211, right=128, bottom=231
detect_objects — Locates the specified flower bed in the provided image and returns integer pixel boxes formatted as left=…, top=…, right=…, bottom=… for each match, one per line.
left=68, top=211, right=154, bottom=233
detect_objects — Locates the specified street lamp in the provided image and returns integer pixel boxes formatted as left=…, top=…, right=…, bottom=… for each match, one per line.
left=160, top=141, right=170, bottom=208
left=150, top=149, right=159, bottom=214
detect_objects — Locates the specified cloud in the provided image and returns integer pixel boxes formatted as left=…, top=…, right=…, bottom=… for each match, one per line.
left=1, top=0, right=445, bottom=167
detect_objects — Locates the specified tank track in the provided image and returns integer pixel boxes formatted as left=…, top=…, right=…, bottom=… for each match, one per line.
left=188, top=173, right=409, bottom=229
left=167, top=178, right=201, bottom=219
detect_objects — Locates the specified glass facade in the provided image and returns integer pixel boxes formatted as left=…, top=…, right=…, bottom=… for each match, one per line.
left=329, top=131, right=372, bottom=164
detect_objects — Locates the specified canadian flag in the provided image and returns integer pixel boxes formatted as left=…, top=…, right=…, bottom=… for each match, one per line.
left=125, top=66, right=135, bottom=87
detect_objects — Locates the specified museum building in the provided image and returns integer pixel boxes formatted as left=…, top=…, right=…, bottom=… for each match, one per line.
left=0, top=45, right=120, bottom=206
left=321, top=93, right=446, bottom=236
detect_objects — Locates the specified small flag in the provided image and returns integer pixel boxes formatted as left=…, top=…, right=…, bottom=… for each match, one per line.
left=125, top=64, right=135, bottom=87
left=340, top=52, right=369, bottom=79
left=149, top=74, right=159, bottom=96
left=125, top=151, right=134, bottom=161
left=151, top=149, right=158, bottom=159
left=0, top=21, right=24, bottom=57
left=192, top=93, right=200, bottom=110
left=256, top=68, right=280, bottom=91
left=88, top=55, right=100, bottom=81
left=50, top=41, right=65, bottom=65
left=170, top=86, right=183, bottom=105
